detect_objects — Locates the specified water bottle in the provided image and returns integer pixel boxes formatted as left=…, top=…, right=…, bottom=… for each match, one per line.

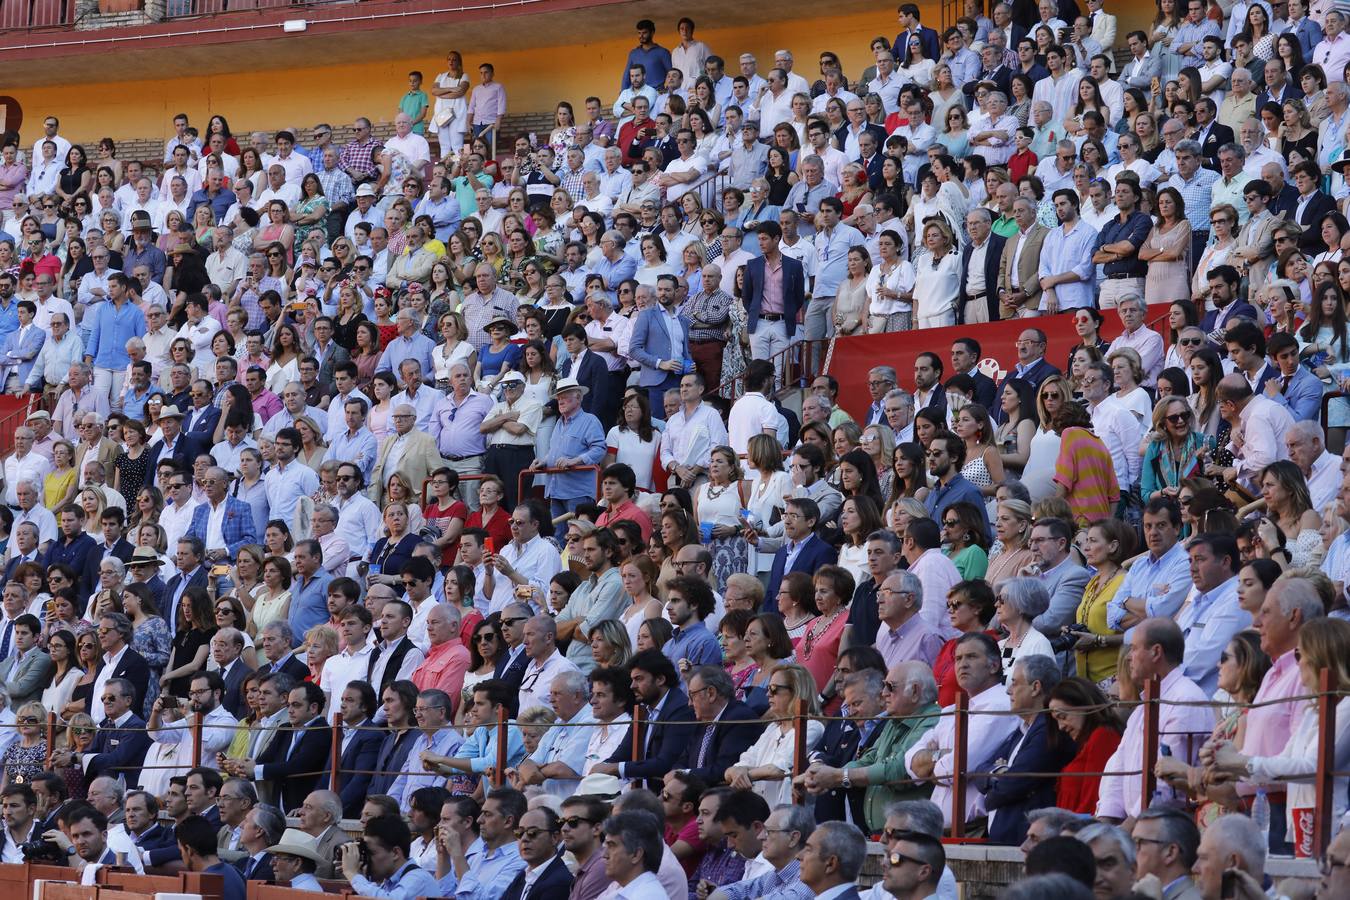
left=1252, top=788, right=1271, bottom=846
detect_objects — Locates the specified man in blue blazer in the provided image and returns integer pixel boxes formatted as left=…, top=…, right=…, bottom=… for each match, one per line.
left=742, top=222, right=806, bottom=367
left=976, top=655, right=1076, bottom=846
left=628, top=276, right=691, bottom=411
left=54, top=676, right=152, bottom=787
left=958, top=214, right=1006, bottom=325
left=764, top=497, right=837, bottom=614
left=0, top=300, right=44, bottom=392
left=894, top=3, right=942, bottom=63
left=595, top=650, right=696, bottom=791
left=336, top=683, right=385, bottom=819
left=146, top=406, right=212, bottom=472
left=500, top=815, right=573, bottom=900
left=182, top=385, right=222, bottom=440
left=186, top=467, right=259, bottom=564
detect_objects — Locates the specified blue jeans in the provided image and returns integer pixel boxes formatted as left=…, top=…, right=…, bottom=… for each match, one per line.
left=550, top=496, right=590, bottom=540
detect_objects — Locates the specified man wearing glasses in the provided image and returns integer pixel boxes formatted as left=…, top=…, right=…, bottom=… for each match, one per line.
left=492, top=603, right=535, bottom=705
left=559, top=797, right=609, bottom=900
left=147, top=671, right=237, bottom=790
left=879, top=830, right=946, bottom=900
left=54, top=677, right=149, bottom=785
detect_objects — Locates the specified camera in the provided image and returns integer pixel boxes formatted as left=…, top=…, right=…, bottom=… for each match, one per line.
left=1049, top=623, right=1088, bottom=654
left=20, top=838, right=65, bottom=862
left=333, top=840, right=369, bottom=872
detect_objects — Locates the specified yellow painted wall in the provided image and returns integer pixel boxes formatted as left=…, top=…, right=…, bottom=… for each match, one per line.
left=14, top=2, right=1156, bottom=147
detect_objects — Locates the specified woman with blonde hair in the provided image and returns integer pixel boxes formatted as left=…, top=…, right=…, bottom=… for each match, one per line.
left=303, top=623, right=340, bottom=686
left=619, top=555, right=664, bottom=649
left=694, top=446, right=749, bottom=592
left=1022, top=375, right=1072, bottom=501
left=1259, top=460, right=1324, bottom=568
left=293, top=415, right=327, bottom=471
left=913, top=216, right=960, bottom=327
left=1106, top=347, right=1153, bottom=422
left=2, top=700, right=49, bottom=786
left=432, top=311, right=476, bottom=391
left=44, top=440, right=78, bottom=511
left=986, top=499, right=1036, bottom=584
left=724, top=663, right=824, bottom=805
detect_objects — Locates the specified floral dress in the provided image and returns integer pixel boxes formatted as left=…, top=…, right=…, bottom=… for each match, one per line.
left=133, top=615, right=172, bottom=716
left=294, top=194, right=331, bottom=249
left=1, top=739, right=47, bottom=786
left=720, top=299, right=748, bottom=399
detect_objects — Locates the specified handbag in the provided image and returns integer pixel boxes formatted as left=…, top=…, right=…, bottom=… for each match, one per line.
left=433, top=107, right=457, bottom=128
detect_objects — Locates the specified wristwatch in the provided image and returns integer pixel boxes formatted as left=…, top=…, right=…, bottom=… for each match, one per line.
left=841, top=769, right=851, bottom=790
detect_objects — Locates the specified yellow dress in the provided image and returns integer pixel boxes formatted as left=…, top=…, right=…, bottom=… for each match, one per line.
left=1075, top=569, right=1124, bottom=684
left=44, top=467, right=77, bottom=510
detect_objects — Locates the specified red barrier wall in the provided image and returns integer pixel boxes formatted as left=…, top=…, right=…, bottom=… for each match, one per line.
left=825, top=305, right=1170, bottom=422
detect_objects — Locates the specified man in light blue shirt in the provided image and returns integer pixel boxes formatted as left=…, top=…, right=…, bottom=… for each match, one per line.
left=387, top=688, right=464, bottom=806
left=342, top=815, right=443, bottom=900
left=324, top=397, right=380, bottom=482
left=414, top=177, right=460, bottom=242
left=426, top=679, right=527, bottom=782
left=1107, top=499, right=1192, bottom=634
left=264, top=428, right=320, bottom=523
left=807, top=197, right=864, bottom=347
left=1177, top=534, right=1251, bottom=695
left=530, top=380, right=606, bottom=537
left=84, top=272, right=146, bottom=406
left=376, top=311, right=436, bottom=380
left=1037, top=190, right=1098, bottom=312
left=507, top=670, right=594, bottom=797
left=443, top=786, right=527, bottom=900
left=663, top=576, right=723, bottom=670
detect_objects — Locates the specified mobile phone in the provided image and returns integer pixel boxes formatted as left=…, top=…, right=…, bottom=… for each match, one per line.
left=210, top=564, right=230, bottom=576
left=483, top=537, right=495, bottom=555
left=1220, top=871, right=1237, bottom=900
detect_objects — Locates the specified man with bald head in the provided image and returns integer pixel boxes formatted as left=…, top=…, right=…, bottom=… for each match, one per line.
left=684, top=263, right=734, bottom=392
left=260, top=381, right=328, bottom=441
left=1209, top=373, right=1293, bottom=494
left=186, top=466, right=257, bottom=566
left=518, top=615, right=581, bottom=713
left=375, top=308, right=436, bottom=382
left=410, top=603, right=470, bottom=704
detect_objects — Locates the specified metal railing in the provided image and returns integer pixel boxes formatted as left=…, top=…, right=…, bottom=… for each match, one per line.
left=0, top=0, right=75, bottom=29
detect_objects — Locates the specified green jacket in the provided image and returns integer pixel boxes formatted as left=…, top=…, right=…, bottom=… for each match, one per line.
left=846, top=702, right=942, bottom=833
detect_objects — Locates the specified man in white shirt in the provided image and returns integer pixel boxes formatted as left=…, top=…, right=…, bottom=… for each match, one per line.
left=333, top=462, right=383, bottom=559
left=383, top=114, right=431, bottom=167
left=728, top=360, right=785, bottom=456
left=1214, top=374, right=1294, bottom=493
left=261, top=131, right=314, bottom=186
left=4, top=429, right=51, bottom=508
left=495, top=502, right=564, bottom=603
left=517, top=616, right=581, bottom=713
left=1081, top=361, right=1144, bottom=494
left=253, top=165, right=301, bottom=212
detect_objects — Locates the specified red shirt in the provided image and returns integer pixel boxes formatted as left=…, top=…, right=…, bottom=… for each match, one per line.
left=466, top=505, right=512, bottom=552
left=1008, top=149, right=1037, bottom=183
left=597, top=498, right=653, bottom=541
left=1056, top=725, right=1123, bottom=814
left=424, top=499, right=469, bottom=567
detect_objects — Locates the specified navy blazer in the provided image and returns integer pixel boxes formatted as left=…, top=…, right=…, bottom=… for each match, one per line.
left=858, top=152, right=886, bottom=191
left=1198, top=122, right=1236, bottom=170
left=85, top=712, right=153, bottom=787
left=236, top=852, right=275, bottom=882
left=976, top=713, right=1077, bottom=846
left=743, top=253, right=807, bottom=339
left=495, top=644, right=530, bottom=716
left=557, top=350, right=611, bottom=417
left=893, top=25, right=941, bottom=63
left=968, top=371, right=998, bottom=410
left=182, top=404, right=221, bottom=438
left=1295, top=192, right=1338, bottom=255
left=338, top=722, right=385, bottom=818
left=993, top=359, right=1062, bottom=424
left=1255, top=82, right=1304, bottom=111
left=1200, top=300, right=1260, bottom=338
left=764, top=534, right=838, bottom=614
left=219, top=658, right=256, bottom=719
left=258, top=716, right=333, bottom=812
left=958, top=234, right=1007, bottom=325
left=607, top=688, right=697, bottom=791
left=42, top=532, right=99, bottom=603
left=501, top=854, right=573, bottom=900
left=135, top=822, right=181, bottom=867
left=163, top=566, right=209, bottom=637
left=103, top=646, right=152, bottom=719
left=682, top=699, right=766, bottom=784
left=812, top=717, right=885, bottom=824
left=146, top=431, right=212, bottom=473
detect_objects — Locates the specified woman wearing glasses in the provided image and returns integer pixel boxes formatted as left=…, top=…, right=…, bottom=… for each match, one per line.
left=1021, top=375, right=1072, bottom=502
left=1142, top=397, right=1214, bottom=504
left=2, top=700, right=49, bottom=786
left=1065, top=308, right=1110, bottom=371
left=941, top=501, right=990, bottom=582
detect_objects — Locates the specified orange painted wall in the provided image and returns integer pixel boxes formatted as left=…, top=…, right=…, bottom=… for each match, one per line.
left=10, top=3, right=1155, bottom=147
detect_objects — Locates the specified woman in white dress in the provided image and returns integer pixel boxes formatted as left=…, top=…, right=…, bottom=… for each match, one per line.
left=906, top=172, right=943, bottom=254
left=931, top=154, right=971, bottom=244
left=40, top=630, right=83, bottom=723
left=1103, top=133, right=1161, bottom=191
left=724, top=663, right=824, bottom=806
left=912, top=218, right=961, bottom=328
left=432, top=312, right=477, bottom=391
left=743, top=435, right=792, bottom=581
left=1191, top=204, right=1238, bottom=305
left=1022, top=375, right=1072, bottom=502
left=693, top=446, right=750, bottom=593
left=1108, top=348, right=1154, bottom=423
left=865, top=230, right=916, bottom=333
left=896, top=35, right=936, bottom=88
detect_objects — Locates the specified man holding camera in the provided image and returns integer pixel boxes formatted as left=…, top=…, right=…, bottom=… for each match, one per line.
left=0, top=783, right=39, bottom=863
left=341, top=815, right=441, bottom=900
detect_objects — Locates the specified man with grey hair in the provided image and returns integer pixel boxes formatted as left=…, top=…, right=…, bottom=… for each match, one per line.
left=238, top=804, right=286, bottom=881
left=12, top=479, right=55, bottom=548
left=386, top=689, right=462, bottom=808
left=798, top=820, right=867, bottom=897
left=3, top=427, right=50, bottom=508
left=1284, top=420, right=1340, bottom=511
left=782, top=154, right=832, bottom=238
left=960, top=206, right=1004, bottom=324
left=882, top=388, right=914, bottom=443
left=977, top=654, right=1072, bottom=846
left=1077, top=822, right=1136, bottom=900
left=1106, top=293, right=1164, bottom=386
left=38, top=336, right=94, bottom=426
left=506, top=668, right=594, bottom=796
left=260, top=381, right=328, bottom=441
left=876, top=571, right=943, bottom=669
left=708, top=803, right=814, bottom=900
left=857, top=800, right=956, bottom=900
left=186, top=465, right=257, bottom=567
left=1130, top=806, right=1201, bottom=900
left=801, top=393, right=833, bottom=426
left=1218, top=68, right=1256, bottom=131
left=1167, top=139, right=1219, bottom=265
left=800, top=661, right=940, bottom=834
left=1020, top=807, right=1082, bottom=857
left=688, top=664, right=762, bottom=785
left=863, top=365, right=897, bottom=426
left=1193, top=814, right=1265, bottom=900
left=308, top=504, right=349, bottom=578
left=518, top=615, right=580, bottom=714
left=971, top=92, right=1018, bottom=166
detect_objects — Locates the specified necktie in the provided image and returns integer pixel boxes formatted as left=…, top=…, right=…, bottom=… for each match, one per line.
left=696, top=723, right=716, bottom=768
left=1282, top=375, right=1291, bottom=393
left=1, top=621, right=13, bottom=659
left=244, top=857, right=256, bottom=879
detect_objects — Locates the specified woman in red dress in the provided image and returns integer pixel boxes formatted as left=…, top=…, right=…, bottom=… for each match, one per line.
left=932, top=579, right=999, bottom=707
left=464, top=475, right=512, bottom=551
left=1048, top=676, right=1125, bottom=814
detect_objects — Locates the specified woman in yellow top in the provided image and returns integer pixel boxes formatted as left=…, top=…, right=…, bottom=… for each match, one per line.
left=44, top=439, right=79, bottom=511
left=1071, top=518, right=1135, bottom=687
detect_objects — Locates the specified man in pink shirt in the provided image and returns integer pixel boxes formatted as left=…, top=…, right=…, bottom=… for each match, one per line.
left=410, top=603, right=471, bottom=712
left=1243, top=576, right=1325, bottom=853
left=1096, top=618, right=1215, bottom=825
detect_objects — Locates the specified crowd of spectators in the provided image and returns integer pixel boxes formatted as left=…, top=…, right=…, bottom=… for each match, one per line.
left=4, top=0, right=1350, bottom=898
